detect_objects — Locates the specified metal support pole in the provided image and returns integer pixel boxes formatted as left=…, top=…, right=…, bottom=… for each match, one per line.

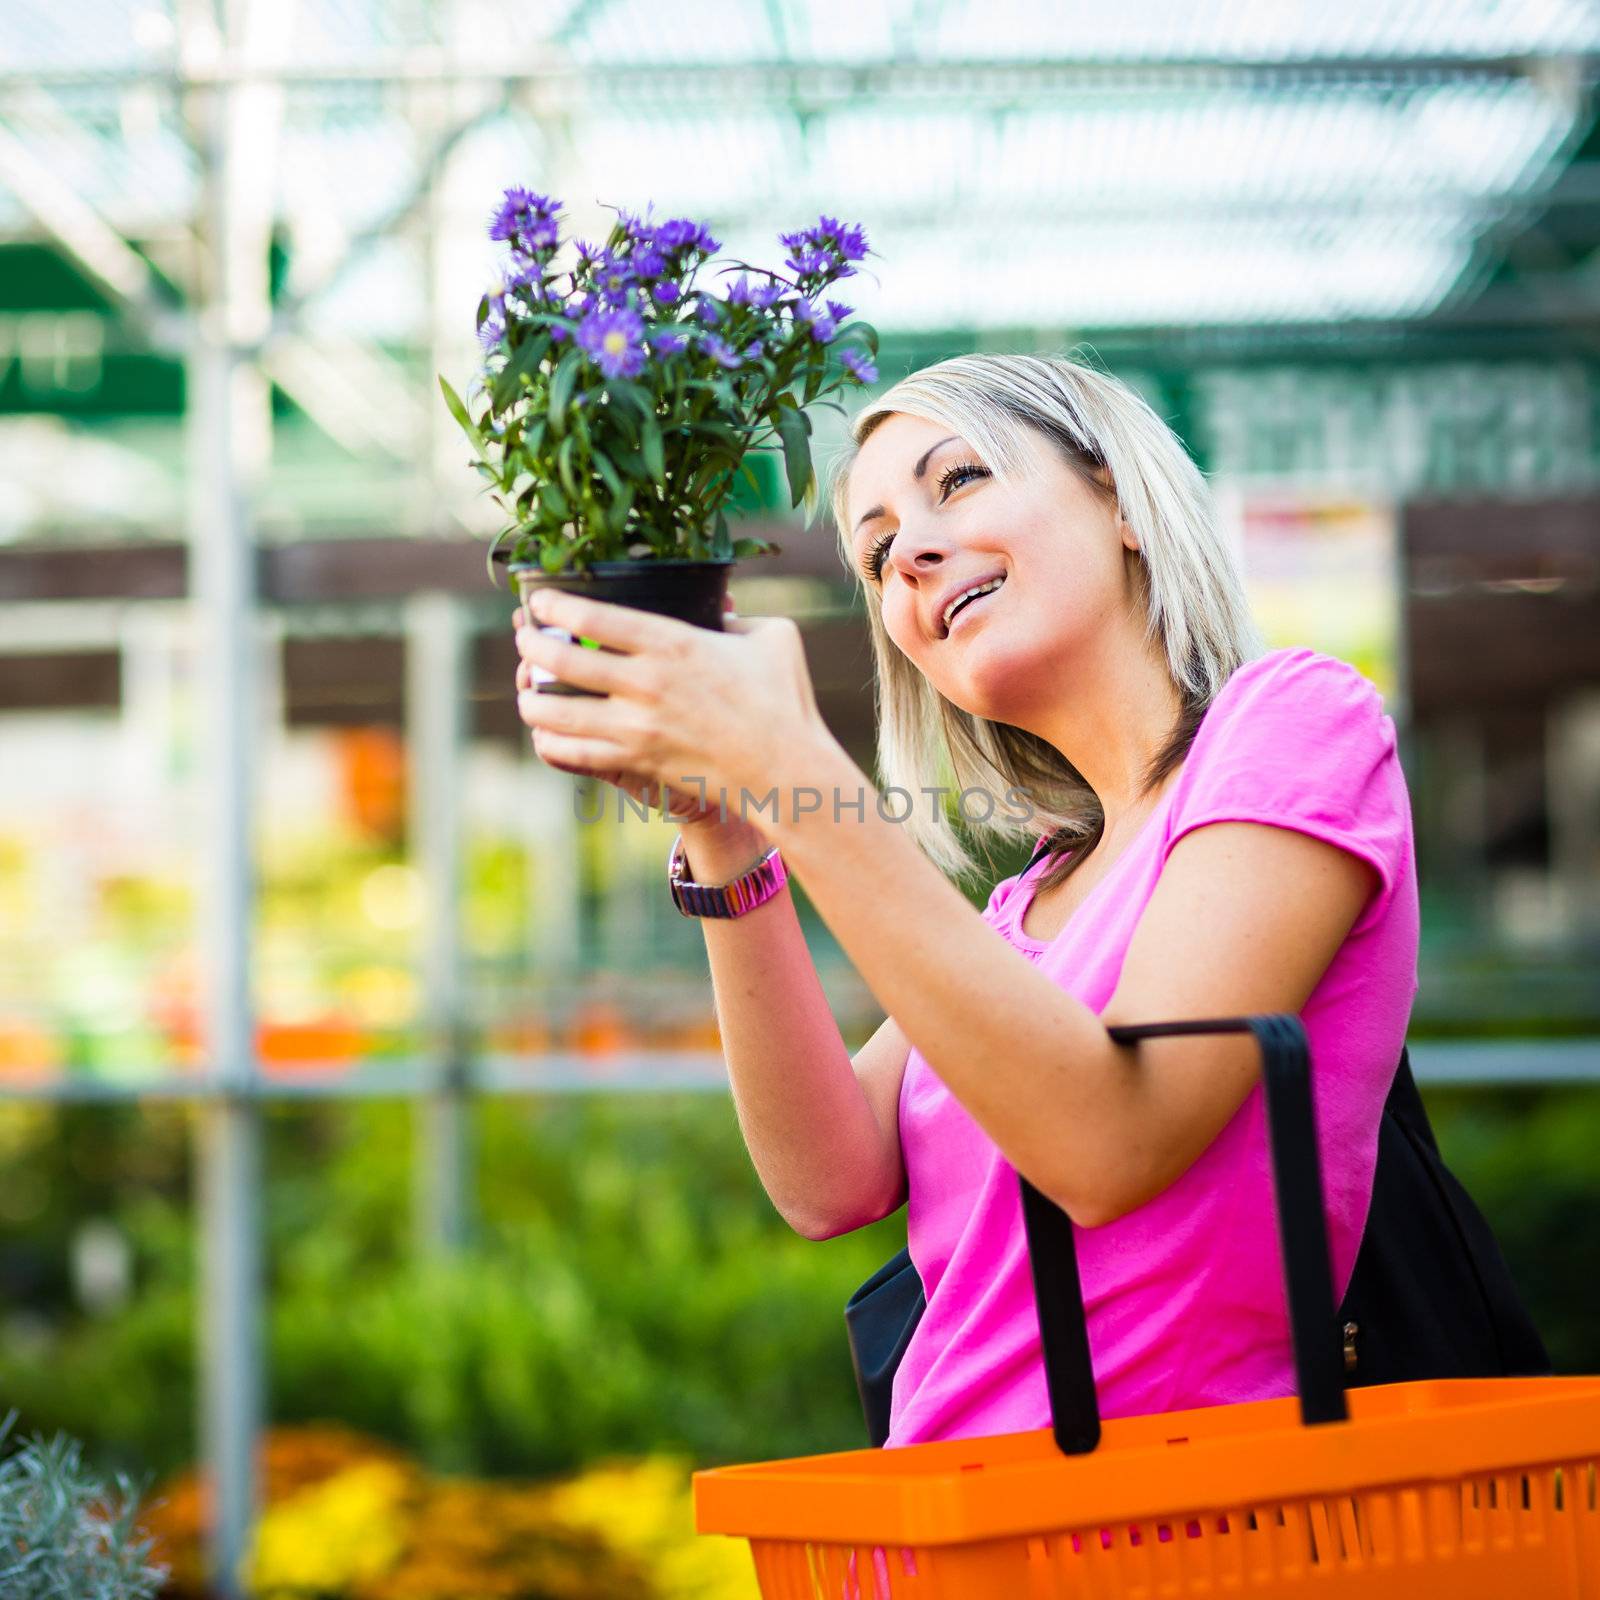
left=407, top=591, right=472, bottom=1254
left=186, top=263, right=266, bottom=1600
left=183, top=0, right=290, bottom=1588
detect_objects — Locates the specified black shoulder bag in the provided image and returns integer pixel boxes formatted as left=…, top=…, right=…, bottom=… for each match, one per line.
left=843, top=849, right=1550, bottom=1447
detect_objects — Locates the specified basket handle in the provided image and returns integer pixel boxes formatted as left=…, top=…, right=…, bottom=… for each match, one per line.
left=1019, top=1012, right=1349, bottom=1457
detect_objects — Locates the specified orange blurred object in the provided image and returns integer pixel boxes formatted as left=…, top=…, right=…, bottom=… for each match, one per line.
left=257, top=1018, right=368, bottom=1071
left=336, top=727, right=407, bottom=841
left=0, top=1017, right=62, bottom=1083
left=493, top=1014, right=554, bottom=1054
left=568, top=1000, right=633, bottom=1055
left=695, top=1377, right=1600, bottom=1597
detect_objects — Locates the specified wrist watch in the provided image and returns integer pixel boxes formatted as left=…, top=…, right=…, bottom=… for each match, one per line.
left=668, top=833, right=788, bottom=918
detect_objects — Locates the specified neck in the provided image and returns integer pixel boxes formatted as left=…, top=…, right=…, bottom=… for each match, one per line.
left=1017, top=620, right=1182, bottom=829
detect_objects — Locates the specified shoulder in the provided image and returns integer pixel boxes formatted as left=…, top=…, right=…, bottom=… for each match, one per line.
left=1219, top=645, right=1384, bottom=710
left=1203, top=647, right=1391, bottom=750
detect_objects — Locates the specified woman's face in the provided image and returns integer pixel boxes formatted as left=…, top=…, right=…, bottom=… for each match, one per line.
left=844, top=411, right=1141, bottom=721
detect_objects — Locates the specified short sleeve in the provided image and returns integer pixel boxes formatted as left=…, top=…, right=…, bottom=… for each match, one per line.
left=1166, top=649, right=1410, bottom=938
left=983, top=869, right=1025, bottom=922
left=981, top=832, right=1056, bottom=923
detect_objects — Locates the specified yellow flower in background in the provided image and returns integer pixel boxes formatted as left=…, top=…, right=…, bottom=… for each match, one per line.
left=245, top=1459, right=413, bottom=1597
left=540, top=1458, right=760, bottom=1600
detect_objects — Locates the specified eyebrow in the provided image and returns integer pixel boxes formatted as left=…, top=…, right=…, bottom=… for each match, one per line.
left=852, top=435, right=960, bottom=540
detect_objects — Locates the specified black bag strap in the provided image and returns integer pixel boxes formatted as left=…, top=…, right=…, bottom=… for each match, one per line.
left=1018, top=1013, right=1349, bottom=1456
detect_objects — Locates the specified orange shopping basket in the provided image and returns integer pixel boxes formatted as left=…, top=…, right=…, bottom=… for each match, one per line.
left=694, top=1014, right=1600, bottom=1596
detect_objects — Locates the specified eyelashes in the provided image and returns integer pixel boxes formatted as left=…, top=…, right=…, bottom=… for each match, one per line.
left=863, top=461, right=990, bottom=581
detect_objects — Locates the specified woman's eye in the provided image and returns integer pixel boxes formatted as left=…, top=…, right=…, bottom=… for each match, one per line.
left=865, top=462, right=987, bottom=582
left=865, top=529, right=894, bottom=580
left=937, top=461, right=987, bottom=498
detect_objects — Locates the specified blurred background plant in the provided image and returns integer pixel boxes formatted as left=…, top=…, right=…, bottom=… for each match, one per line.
left=2, top=1084, right=1596, bottom=1496
left=141, top=1422, right=758, bottom=1600
left=0, top=1092, right=904, bottom=1488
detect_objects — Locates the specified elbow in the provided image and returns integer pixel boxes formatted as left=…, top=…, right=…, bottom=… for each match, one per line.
left=787, top=1211, right=853, bottom=1242
left=782, top=1176, right=907, bottom=1242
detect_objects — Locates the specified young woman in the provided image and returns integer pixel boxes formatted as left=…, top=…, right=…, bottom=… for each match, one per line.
left=510, top=353, right=1418, bottom=1449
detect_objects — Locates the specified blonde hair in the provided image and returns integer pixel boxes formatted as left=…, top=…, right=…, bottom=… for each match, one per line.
left=827, top=351, right=1266, bottom=890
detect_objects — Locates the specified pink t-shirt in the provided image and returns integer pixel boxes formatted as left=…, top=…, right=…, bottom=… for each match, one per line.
left=888, top=646, right=1420, bottom=1448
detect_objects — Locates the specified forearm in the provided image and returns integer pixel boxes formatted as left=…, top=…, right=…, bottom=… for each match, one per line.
left=680, top=822, right=904, bottom=1239
left=760, top=737, right=1143, bottom=1224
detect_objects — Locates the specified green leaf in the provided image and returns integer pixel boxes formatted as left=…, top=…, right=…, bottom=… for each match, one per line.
left=520, top=418, right=548, bottom=461
left=540, top=543, right=570, bottom=574
left=539, top=479, right=569, bottom=520
left=591, top=449, right=623, bottom=503
left=491, top=336, right=549, bottom=413
left=610, top=443, right=647, bottom=479
left=640, top=414, right=666, bottom=483
left=485, top=525, right=515, bottom=583
left=607, top=479, right=636, bottom=535
left=605, top=379, right=655, bottom=419
left=832, top=319, right=879, bottom=357
left=438, top=375, right=487, bottom=458
left=731, top=537, right=773, bottom=558
left=547, top=350, right=581, bottom=437
left=557, top=433, right=580, bottom=502
left=772, top=403, right=813, bottom=509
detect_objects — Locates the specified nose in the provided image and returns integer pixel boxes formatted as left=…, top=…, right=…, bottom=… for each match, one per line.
left=885, top=520, right=951, bottom=580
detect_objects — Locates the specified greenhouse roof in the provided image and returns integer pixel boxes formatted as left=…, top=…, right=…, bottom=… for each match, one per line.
left=2, top=0, right=1599, bottom=338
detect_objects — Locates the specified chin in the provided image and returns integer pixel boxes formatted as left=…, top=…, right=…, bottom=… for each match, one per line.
left=935, top=642, right=1039, bottom=723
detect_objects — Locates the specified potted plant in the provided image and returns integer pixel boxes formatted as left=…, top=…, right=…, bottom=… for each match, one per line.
left=438, top=189, right=878, bottom=695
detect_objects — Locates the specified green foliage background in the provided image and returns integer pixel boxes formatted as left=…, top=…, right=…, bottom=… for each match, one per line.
left=0, top=1084, right=1596, bottom=1487
left=0, top=1093, right=902, bottom=1482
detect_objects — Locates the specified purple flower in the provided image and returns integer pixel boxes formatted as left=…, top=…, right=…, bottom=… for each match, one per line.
left=651, top=280, right=681, bottom=307
left=657, top=217, right=719, bottom=255
left=780, top=215, right=869, bottom=281
left=744, top=338, right=765, bottom=361
left=783, top=246, right=830, bottom=278
left=702, top=333, right=743, bottom=370
left=795, top=297, right=837, bottom=343
left=691, top=291, right=724, bottom=325
left=649, top=327, right=689, bottom=357
left=478, top=304, right=507, bottom=354
left=826, top=299, right=854, bottom=323
left=750, top=282, right=786, bottom=310
left=590, top=249, right=637, bottom=305
left=724, top=274, right=754, bottom=306
left=632, top=244, right=668, bottom=279
left=784, top=214, right=868, bottom=263
left=827, top=217, right=870, bottom=263
left=576, top=305, right=646, bottom=378
left=505, top=257, right=547, bottom=300
left=617, top=204, right=655, bottom=240
left=489, top=187, right=562, bottom=248
left=839, top=348, right=877, bottom=384
left=522, top=214, right=561, bottom=253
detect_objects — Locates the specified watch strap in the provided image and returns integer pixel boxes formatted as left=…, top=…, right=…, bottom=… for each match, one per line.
left=668, top=834, right=788, bottom=918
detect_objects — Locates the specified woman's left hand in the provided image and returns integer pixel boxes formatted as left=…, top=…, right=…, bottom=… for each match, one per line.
left=513, top=588, right=835, bottom=812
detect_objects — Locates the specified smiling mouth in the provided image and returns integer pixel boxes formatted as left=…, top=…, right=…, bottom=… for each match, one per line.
left=941, top=575, right=1006, bottom=638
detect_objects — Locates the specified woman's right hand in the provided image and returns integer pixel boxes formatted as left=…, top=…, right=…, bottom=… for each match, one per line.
left=512, top=593, right=769, bottom=848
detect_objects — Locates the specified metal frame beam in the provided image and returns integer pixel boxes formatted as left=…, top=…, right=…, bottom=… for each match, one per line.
left=1, top=52, right=1595, bottom=96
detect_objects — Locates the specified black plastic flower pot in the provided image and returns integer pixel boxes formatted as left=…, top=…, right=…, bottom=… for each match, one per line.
left=505, top=555, right=735, bottom=698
